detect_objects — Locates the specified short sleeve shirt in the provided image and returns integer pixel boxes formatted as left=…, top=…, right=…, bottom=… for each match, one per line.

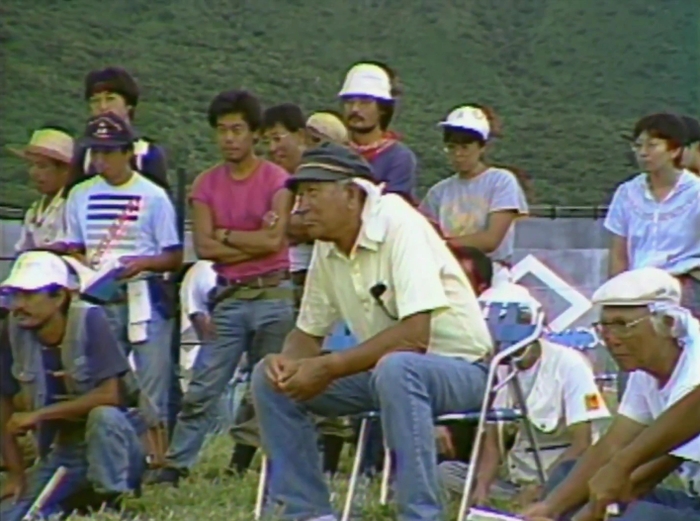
left=420, top=168, right=528, bottom=263
left=297, top=193, right=492, bottom=361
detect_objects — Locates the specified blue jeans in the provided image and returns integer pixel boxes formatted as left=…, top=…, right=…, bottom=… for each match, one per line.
left=0, top=407, right=145, bottom=521
left=252, top=351, right=488, bottom=521
left=103, top=304, right=174, bottom=425
left=166, top=291, right=294, bottom=470
left=546, top=460, right=700, bottom=521
left=168, top=324, right=183, bottom=436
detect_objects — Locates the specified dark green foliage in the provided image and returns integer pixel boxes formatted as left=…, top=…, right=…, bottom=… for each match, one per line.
left=0, top=0, right=697, bottom=206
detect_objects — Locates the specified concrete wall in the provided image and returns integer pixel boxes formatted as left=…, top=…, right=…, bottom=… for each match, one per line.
left=0, top=215, right=609, bottom=332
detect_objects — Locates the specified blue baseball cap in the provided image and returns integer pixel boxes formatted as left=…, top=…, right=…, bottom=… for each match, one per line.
left=83, top=112, right=136, bottom=150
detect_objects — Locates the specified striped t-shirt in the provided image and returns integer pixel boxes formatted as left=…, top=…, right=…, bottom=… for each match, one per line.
left=63, top=172, right=180, bottom=269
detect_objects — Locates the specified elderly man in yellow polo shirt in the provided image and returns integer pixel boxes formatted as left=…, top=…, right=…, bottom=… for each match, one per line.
left=251, top=142, right=493, bottom=521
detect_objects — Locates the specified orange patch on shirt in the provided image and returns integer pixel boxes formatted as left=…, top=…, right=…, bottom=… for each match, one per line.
left=585, top=393, right=602, bottom=411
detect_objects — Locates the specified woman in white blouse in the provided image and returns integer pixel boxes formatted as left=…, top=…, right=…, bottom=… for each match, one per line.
left=7, top=126, right=74, bottom=253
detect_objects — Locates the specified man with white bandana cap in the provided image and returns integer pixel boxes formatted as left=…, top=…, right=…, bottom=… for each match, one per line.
left=522, top=267, right=700, bottom=521
left=251, top=142, right=492, bottom=521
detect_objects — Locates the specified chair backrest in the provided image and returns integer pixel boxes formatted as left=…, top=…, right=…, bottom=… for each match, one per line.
left=482, top=301, right=544, bottom=354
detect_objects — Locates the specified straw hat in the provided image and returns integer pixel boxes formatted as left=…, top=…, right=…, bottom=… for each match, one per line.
left=7, top=128, right=75, bottom=164
left=306, top=112, right=349, bottom=144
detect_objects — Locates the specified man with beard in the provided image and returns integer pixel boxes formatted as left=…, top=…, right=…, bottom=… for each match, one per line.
left=338, top=61, right=418, bottom=203
left=338, top=61, right=420, bottom=485
left=153, top=91, right=295, bottom=485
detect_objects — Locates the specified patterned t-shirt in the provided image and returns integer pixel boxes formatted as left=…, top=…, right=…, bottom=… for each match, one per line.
left=62, top=172, right=181, bottom=269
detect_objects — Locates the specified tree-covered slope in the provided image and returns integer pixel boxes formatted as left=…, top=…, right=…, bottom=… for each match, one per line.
left=0, top=0, right=697, bottom=206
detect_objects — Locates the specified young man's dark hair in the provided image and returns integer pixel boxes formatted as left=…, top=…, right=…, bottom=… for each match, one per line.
left=681, top=115, right=700, bottom=145
left=262, top=103, right=305, bottom=132
left=84, top=67, right=140, bottom=119
left=207, top=90, right=262, bottom=131
left=632, top=113, right=687, bottom=149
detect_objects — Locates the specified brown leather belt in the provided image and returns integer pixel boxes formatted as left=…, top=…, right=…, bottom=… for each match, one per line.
left=216, top=269, right=289, bottom=289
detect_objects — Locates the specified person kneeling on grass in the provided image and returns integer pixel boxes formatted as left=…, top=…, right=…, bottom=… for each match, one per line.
left=438, top=283, right=610, bottom=510
left=251, top=142, right=493, bottom=521
left=0, top=251, right=163, bottom=521
left=522, top=267, right=700, bottom=521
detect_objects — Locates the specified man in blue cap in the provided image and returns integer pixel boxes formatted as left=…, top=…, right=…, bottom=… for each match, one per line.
left=61, top=112, right=182, bottom=455
left=252, top=142, right=492, bottom=521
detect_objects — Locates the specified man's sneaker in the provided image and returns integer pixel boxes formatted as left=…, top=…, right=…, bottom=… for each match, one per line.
left=147, top=467, right=183, bottom=487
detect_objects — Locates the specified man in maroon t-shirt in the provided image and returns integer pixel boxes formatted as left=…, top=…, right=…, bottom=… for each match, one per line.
left=154, top=90, right=295, bottom=485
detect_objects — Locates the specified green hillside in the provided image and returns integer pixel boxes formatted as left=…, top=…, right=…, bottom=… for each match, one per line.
left=1, top=0, right=698, bottom=207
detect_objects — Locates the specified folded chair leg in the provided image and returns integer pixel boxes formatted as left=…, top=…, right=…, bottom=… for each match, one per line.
left=341, top=418, right=370, bottom=521
left=254, top=455, right=268, bottom=520
left=457, top=367, right=499, bottom=521
left=379, top=443, right=391, bottom=506
left=509, top=363, right=546, bottom=485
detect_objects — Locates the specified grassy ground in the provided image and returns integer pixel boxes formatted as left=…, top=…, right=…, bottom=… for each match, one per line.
left=1, top=390, right=621, bottom=520
left=71, top=435, right=408, bottom=520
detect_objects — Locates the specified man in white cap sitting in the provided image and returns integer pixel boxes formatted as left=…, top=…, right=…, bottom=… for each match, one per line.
left=522, top=267, right=700, bottom=521
left=438, top=283, right=610, bottom=510
left=0, top=251, right=155, bottom=521
left=6, top=126, right=74, bottom=253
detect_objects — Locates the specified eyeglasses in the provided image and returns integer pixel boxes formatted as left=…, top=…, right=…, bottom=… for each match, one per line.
left=593, top=315, right=649, bottom=338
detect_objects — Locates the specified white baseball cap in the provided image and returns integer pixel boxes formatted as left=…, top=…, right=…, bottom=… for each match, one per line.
left=438, top=105, right=491, bottom=140
left=592, top=267, right=681, bottom=307
left=0, top=251, right=73, bottom=292
left=479, top=282, right=542, bottom=321
left=338, top=63, right=393, bottom=101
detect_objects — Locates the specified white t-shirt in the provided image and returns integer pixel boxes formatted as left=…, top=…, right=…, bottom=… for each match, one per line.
left=290, top=244, right=313, bottom=273
left=495, top=341, right=610, bottom=483
left=178, top=261, right=218, bottom=390
left=63, top=172, right=180, bottom=270
left=180, top=260, right=218, bottom=333
left=618, top=335, right=700, bottom=497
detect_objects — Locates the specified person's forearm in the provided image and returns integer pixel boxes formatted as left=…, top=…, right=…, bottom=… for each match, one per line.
left=545, top=442, right=611, bottom=518
left=0, top=432, right=24, bottom=475
left=611, top=388, right=700, bottom=474
left=448, top=232, right=498, bottom=253
left=608, top=254, right=628, bottom=278
left=325, top=313, right=429, bottom=379
left=223, top=229, right=283, bottom=256
left=194, top=235, right=257, bottom=264
left=1, top=398, right=24, bottom=475
left=36, top=385, right=120, bottom=422
left=282, top=328, right=324, bottom=359
left=551, top=443, right=589, bottom=470
left=628, top=455, right=682, bottom=499
left=144, top=250, right=183, bottom=273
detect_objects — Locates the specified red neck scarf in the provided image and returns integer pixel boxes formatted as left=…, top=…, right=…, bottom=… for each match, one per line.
left=350, top=131, right=401, bottom=161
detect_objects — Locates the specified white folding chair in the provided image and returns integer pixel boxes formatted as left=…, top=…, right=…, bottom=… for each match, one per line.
left=454, top=301, right=547, bottom=521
